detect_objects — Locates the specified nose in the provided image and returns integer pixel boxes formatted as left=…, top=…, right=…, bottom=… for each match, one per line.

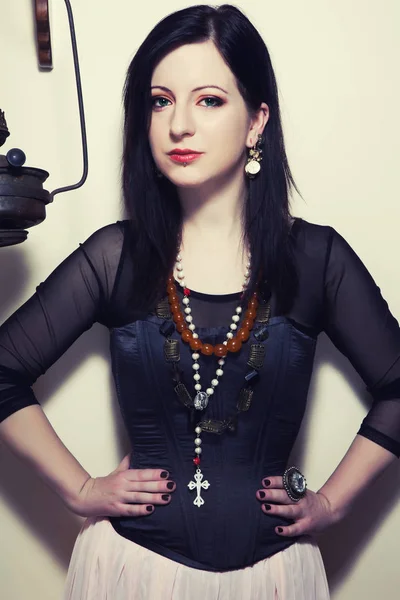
left=169, top=102, right=195, bottom=139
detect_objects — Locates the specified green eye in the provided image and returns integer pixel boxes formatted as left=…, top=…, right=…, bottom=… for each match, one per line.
left=200, top=97, right=223, bottom=108
left=152, top=97, right=171, bottom=108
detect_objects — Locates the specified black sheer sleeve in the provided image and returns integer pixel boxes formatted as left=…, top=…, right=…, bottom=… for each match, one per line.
left=323, top=227, right=400, bottom=456
left=0, top=222, right=125, bottom=423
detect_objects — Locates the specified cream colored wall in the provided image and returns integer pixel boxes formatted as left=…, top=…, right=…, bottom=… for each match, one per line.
left=0, top=1, right=399, bottom=598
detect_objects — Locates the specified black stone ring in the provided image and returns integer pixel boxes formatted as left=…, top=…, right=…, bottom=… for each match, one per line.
left=283, top=466, right=307, bottom=502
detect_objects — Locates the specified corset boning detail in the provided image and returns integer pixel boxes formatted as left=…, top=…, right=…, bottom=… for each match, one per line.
left=108, top=314, right=317, bottom=571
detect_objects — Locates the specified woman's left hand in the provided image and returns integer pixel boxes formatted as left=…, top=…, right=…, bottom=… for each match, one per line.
left=256, top=476, right=341, bottom=537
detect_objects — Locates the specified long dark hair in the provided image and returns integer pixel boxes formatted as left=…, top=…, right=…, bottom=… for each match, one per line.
left=122, top=4, right=298, bottom=312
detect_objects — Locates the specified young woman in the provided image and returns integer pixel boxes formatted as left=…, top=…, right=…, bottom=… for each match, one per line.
left=0, top=5, right=399, bottom=599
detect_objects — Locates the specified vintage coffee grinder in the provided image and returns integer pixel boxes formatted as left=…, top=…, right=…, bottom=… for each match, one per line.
left=0, top=0, right=88, bottom=247
left=0, top=111, right=51, bottom=247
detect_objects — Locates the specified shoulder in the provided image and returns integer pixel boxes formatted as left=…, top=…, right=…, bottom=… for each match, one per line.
left=291, top=217, right=334, bottom=251
left=78, top=220, right=130, bottom=264
left=287, top=218, right=343, bottom=329
left=81, top=220, right=128, bottom=250
left=291, top=217, right=371, bottom=287
left=289, top=217, right=335, bottom=274
left=292, top=217, right=362, bottom=262
left=76, top=221, right=131, bottom=287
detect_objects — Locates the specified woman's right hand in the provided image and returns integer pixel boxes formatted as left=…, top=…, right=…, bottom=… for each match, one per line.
left=69, top=454, right=176, bottom=517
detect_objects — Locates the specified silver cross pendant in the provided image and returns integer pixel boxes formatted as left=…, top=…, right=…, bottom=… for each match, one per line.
left=187, top=467, right=210, bottom=507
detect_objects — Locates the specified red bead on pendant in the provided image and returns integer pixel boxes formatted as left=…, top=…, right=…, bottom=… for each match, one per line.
left=183, top=287, right=191, bottom=296
left=193, top=457, right=201, bottom=466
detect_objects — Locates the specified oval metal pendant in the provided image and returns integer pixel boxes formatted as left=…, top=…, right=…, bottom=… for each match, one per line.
left=245, top=159, right=261, bottom=176
left=194, top=391, right=209, bottom=410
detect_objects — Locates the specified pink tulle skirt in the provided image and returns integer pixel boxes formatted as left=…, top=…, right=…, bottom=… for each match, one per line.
left=63, top=516, right=330, bottom=600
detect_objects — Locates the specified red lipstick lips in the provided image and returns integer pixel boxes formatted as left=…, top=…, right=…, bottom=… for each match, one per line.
left=167, top=148, right=203, bottom=164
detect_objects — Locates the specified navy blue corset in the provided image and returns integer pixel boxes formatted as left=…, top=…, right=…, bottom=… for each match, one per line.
left=109, top=313, right=317, bottom=571
left=0, top=218, right=399, bottom=571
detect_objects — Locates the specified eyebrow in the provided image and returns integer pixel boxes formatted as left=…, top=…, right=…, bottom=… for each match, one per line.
left=150, top=85, right=229, bottom=94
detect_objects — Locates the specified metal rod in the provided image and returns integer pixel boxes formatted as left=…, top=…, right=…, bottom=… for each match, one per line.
left=50, top=0, right=88, bottom=200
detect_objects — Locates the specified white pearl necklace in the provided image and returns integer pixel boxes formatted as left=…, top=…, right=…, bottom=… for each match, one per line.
left=174, top=250, right=251, bottom=411
left=175, top=250, right=252, bottom=507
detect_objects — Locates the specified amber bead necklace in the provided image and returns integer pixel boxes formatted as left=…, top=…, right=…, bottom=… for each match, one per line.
left=167, top=249, right=259, bottom=410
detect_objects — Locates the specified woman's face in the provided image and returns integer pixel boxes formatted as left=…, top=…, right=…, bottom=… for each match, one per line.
left=149, top=40, right=268, bottom=189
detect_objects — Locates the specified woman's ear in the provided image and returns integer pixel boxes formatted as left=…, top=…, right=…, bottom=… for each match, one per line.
left=246, top=102, right=269, bottom=147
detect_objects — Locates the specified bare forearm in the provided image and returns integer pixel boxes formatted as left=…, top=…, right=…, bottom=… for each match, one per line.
left=0, top=405, right=91, bottom=511
left=317, top=434, right=396, bottom=519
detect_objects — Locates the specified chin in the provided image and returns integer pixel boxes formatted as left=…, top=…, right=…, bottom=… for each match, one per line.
left=164, top=169, right=212, bottom=189
left=168, top=163, right=235, bottom=186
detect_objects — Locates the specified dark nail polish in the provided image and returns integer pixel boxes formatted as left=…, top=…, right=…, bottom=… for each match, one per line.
left=277, top=527, right=283, bottom=533
left=259, top=491, right=265, bottom=499
left=166, top=481, right=174, bottom=490
left=162, top=494, right=170, bottom=501
left=264, top=504, right=271, bottom=510
left=146, top=505, right=154, bottom=512
left=263, top=478, right=271, bottom=486
left=160, top=471, right=169, bottom=479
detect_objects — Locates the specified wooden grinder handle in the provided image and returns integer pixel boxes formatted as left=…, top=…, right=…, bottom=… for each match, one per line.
left=35, top=0, right=52, bottom=68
